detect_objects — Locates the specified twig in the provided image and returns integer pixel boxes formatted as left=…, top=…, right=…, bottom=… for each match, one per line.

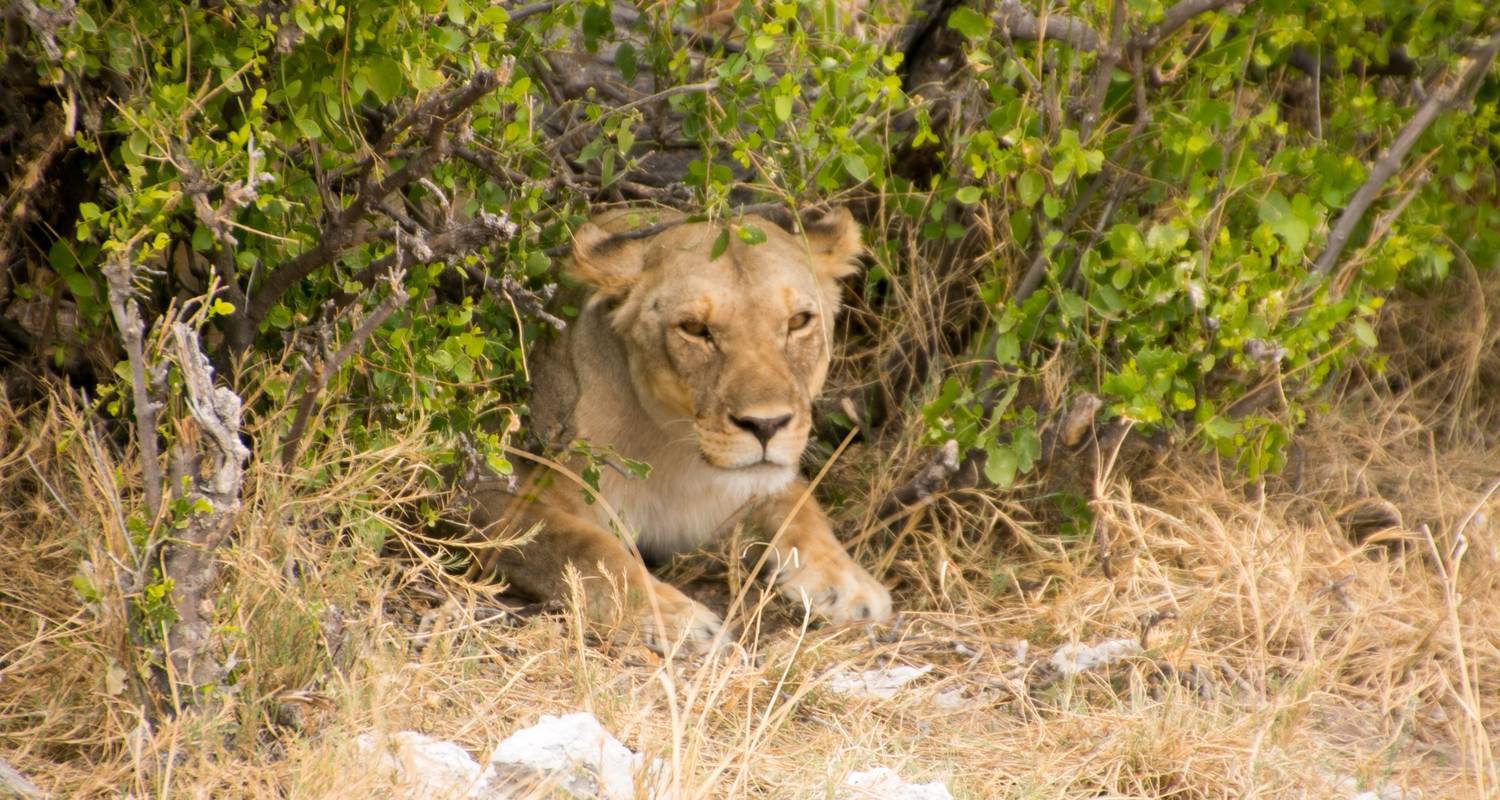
left=540, top=201, right=785, bottom=257
left=462, top=265, right=566, bottom=331
left=1313, top=29, right=1500, bottom=281
left=553, top=80, right=720, bottom=146
left=280, top=276, right=411, bottom=468
left=1129, top=0, right=1244, bottom=52
left=245, top=68, right=506, bottom=338
left=338, top=210, right=518, bottom=311
left=103, top=244, right=164, bottom=521
left=875, top=439, right=960, bottom=519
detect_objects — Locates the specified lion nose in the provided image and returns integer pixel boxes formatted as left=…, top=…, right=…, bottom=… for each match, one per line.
left=730, top=412, right=793, bottom=447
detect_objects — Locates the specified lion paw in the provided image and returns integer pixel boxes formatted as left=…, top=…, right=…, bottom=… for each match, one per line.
left=774, top=548, right=892, bottom=624
left=638, top=580, right=730, bottom=655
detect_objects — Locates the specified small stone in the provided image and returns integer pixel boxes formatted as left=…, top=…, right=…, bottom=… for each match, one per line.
left=1049, top=638, right=1142, bottom=676
left=486, top=712, right=656, bottom=800
left=826, top=665, right=933, bottom=700
left=358, top=731, right=486, bottom=800
left=837, top=766, right=953, bottom=800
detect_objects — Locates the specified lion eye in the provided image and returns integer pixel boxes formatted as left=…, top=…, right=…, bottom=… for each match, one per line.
left=679, top=320, right=712, bottom=341
left=788, top=312, right=814, bottom=333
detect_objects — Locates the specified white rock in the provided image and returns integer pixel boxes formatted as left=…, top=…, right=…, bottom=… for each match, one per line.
left=826, top=665, right=933, bottom=700
left=931, top=688, right=968, bottom=710
left=1049, top=638, right=1142, bottom=676
left=486, top=712, right=653, bottom=800
left=357, top=730, right=488, bottom=800
left=837, top=766, right=953, bottom=800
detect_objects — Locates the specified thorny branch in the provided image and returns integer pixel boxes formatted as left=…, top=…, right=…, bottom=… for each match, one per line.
left=243, top=66, right=508, bottom=339
left=1313, top=28, right=1500, bottom=283
left=280, top=273, right=411, bottom=468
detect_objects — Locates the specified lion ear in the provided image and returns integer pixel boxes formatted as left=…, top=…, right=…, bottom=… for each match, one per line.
left=799, top=206, right=863, bottom=306
left=568, top=222, right=644, bottom=298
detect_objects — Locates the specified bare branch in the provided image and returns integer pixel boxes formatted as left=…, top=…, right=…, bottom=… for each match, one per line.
left=6, top=0, right=75, bottom=63
left=994, top=0, right=1101, bottom=52
left=103, top=246, right=164, bottom=521
left=1076, top=0, right=1128, bottom=139
left=244, top=68, right=507, bottom=337
left=459, top=264, right=566, bottom=331
left=340, top=210, right=519, bottom=309
left=280, top=277, right=411, bottom=468
left=162, top=322, right=249, bottom=688
left=1313, top=29, right=1500, bottom=281
left=1130, top=0, right=1245, bottom=52
left=875, top=439, right=960, bottom=519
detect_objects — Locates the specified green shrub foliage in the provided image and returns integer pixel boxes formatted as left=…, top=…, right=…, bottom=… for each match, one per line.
left=6, top=0, right=1498, bottom=485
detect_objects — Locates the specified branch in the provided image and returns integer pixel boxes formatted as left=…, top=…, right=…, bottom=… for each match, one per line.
left=0, top=97, right=75, bottom=275
left=1286, top=44, right=1416, bottom=79
left=103, top=246, right=164, bottom=521
left=162, top=322, right=250, bottom=689
left=244, top=68, right=506, bottom=337
left=994, top=0, right=1101, bottom=52
left=1313, top=29, right=1500, bottom=280
left=992, top=0, right=1243, bottom=54
left=462, top=266, right=566, bottom=331
left=7, top=0, right=74, bottom=64
left=338, top=210, right=518, bottom=310
left=875, top=439, right=960, bottom=519
left=1076, top=0, right=1128, bottom=139
left=1130, top=0, right=1243, bottom=52
left=280, top=277, right=411, bottom=468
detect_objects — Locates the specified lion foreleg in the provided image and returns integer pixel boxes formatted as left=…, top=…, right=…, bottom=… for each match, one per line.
left=749, top=482, right=893, bottom=624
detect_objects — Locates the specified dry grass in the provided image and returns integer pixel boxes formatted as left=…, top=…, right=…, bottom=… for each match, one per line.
left=3, top=272, right=1499, bottom=799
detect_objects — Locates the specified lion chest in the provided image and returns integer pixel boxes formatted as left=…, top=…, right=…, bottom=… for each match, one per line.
left=596, top=457, right=793, bottom=560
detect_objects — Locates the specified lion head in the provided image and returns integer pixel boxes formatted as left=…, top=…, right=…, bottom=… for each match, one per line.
left=566, top=207, right=863, bottom=474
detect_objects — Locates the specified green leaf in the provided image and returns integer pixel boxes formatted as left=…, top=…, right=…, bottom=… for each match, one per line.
left=1258, top=191, right=1312, bottom=256
left=191, top=224, right=213, bottom=253
left=581, top=3, right=613, bottom=51
left=736, top=224, right=767, bottom=245
left=365, top=57, right=404, bottom=104
left=1351, top=318, right=1377, bottom=348
left=842, top=153, right=870, bottom=182
left=1203, top=415, right=1238, bottom=440
left=65, top=271, right=95, bottom=301
left=295, top=116, right=322, bottom=140
left=947, top=7, right=992, bottom=40
left=614, top=42, right=637, bottom=82
left=994, top=332, right=1019, bottom=366
left=984, top=442, right=1019, bottom=487
left=773, top=94, right=792, bottom=122
left=954, top=185, right=982, bottom=205
left=710, top=228, right=730, bottom=260
left=1016, top=172, right=1043, bottom=207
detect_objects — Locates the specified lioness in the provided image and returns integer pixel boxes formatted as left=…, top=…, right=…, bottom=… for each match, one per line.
left=463, top=206, right=892, bottom=650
